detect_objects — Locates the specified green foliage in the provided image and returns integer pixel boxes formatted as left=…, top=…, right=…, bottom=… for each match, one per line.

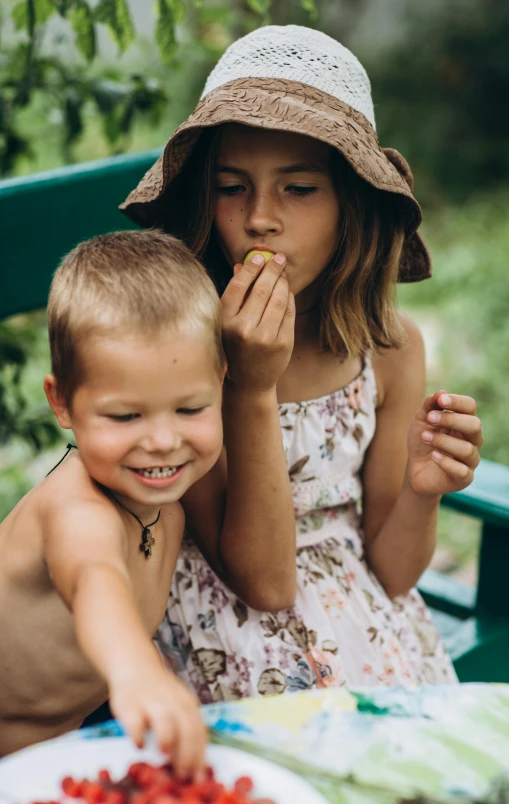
left=399, top=190, right=509, bottom=466
left=0, top=317, right=60, bottom=452
left=1, top=0, right=167, bottom=172
left=93, top=0, right=135, bottom=53
left=69, top=1, right=96, bottom=62
left=155, top=0, right=178, bottom=62
left=367, top=2, right=509, bottom=204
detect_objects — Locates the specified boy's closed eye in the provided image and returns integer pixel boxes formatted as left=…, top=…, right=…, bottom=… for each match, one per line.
left=177, top=406, right=208, bottom=416
left=108, top=413, right=140, bottom=422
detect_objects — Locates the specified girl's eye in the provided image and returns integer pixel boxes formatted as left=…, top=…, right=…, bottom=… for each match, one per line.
left=216, top=185, right=245, bottom=196
left=178, top=407, right=206, bottom=416
left=109, top=413, right=139, bottom=422
left=286, top=185, right=318, bottom=196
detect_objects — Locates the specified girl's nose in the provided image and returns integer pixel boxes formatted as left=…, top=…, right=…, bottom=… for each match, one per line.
left=244, top=191, right=283, bottom=236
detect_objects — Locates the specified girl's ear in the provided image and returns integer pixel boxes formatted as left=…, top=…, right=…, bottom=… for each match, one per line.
left=44, top=375, right=73, bottom=429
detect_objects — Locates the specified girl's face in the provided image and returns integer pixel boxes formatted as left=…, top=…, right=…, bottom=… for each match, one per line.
left=213, top=125, right=341, bottom=307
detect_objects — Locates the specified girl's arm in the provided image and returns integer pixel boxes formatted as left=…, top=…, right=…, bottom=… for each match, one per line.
left=44, top=502, right=205, bottom=778
left=181, top=254, right=297, bottom=612
left=362, top=315, right=482, bottom=598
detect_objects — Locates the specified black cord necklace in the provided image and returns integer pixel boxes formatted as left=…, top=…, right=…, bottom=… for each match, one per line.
left=107, top=492, right=161, bottom=558
left=46, top=443, right=160, bottom=558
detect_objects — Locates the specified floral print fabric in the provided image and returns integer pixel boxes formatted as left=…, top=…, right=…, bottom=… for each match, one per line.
left=156, top=354, right=457, bottom=703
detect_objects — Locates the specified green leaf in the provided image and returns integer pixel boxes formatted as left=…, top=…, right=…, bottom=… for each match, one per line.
left=93, top=0, right=134, bottom=53
left=300, top=0, right=318, bottom=20
left=63, top=89, right=84, bottom=145
left=11, top=2, right=29, bottom=32
left=155, top=0, right=177, bottom=62
left=69, top=0, right=96, bottom=61
left=11, top=0, right=57, bottom=34
left=35, top=0, right=57, bottom=24
left=169, top=0, right=186, bottom=24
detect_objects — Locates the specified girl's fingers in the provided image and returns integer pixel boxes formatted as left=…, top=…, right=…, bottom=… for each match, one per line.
left=420, top=391, right=477, bottom=417
left=425, top=410, right=483, bottom=445
left=278, top=289, right=296, bottom=340
left=221, top=258, right=266, bottom=317
left=430, top=450, right=474, bottom=486
left=238, top=254, right=287, bottom=325
left=421, top=430, right=480, bottom=468
left=257, top=274, right=291, bottom=338
left=436, top=392, right=477, bottom=415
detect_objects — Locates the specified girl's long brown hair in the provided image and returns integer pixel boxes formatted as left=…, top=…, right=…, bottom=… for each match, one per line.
left=160, top=125, right=407, bottom=357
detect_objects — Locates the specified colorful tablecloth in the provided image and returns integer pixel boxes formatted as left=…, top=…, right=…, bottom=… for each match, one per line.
left=55, top=684, right=509, bottom=804
left=202, top=684, right=509, bottom=804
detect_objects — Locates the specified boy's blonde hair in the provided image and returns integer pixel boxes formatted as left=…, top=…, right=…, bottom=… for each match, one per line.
left=158, top=126, right=406, bottom=359
left=48, top=230, right=224, bottom=404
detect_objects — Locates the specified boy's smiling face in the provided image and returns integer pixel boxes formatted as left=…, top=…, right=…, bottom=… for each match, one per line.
left=45, top=329, right=224, bottom=519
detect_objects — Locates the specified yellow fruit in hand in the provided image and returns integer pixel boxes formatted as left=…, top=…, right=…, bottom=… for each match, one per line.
left=244, top=250, right=275, bottom=266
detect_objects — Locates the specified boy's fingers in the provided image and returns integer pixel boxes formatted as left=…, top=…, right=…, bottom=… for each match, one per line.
left=421, top=431, right=480, bottom=468
left=425, top=411, right=483, bottom=445
left=122, top=710, right=147, bottom=750
left=171, top=708, right=206, bottom=781
left=150, top=707, right=177, bottom=757
left=430, top=451, right=474, bottom=486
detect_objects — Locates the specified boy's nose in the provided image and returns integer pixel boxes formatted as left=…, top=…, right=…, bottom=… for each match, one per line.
left=245, top=192, right=283, bottom=236
left=142, top=423, right=183, bottom=454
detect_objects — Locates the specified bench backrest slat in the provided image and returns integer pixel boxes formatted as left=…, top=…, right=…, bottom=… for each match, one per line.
left=0, top=149, right=161, bottom=320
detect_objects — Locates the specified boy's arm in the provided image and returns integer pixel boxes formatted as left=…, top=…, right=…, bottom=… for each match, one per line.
left=44, top=502, right=205, bottom=778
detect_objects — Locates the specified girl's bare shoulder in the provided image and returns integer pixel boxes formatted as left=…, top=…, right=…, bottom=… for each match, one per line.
left=372, top=313, right=425, bottom=408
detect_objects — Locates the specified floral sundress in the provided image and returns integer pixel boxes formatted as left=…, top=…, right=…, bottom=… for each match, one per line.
left=156, top=354, right=457, bottom=702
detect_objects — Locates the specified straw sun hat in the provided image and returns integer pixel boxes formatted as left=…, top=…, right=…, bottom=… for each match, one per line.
left=120, top=24, right=431, bottom=282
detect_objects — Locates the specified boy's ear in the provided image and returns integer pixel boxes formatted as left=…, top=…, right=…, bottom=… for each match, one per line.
left=44, top=375, right=72, bottom=429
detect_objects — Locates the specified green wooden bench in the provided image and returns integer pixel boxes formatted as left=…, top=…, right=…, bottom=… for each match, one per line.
left=1, top=150, right=508, bottom=682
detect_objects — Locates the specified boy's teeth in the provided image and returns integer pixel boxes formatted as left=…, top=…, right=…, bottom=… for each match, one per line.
left=139, top=466, right=177, bottom=479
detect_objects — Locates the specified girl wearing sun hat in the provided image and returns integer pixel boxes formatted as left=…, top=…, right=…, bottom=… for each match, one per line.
left=121, top=25, right=482, bottom=699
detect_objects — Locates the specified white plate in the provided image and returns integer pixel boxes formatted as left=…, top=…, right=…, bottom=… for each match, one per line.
left=0, top=736, right=327, bottom=804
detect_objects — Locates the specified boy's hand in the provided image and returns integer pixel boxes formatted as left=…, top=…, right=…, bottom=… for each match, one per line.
left=109, top=663, right=206, bottom=780
left=406, top=391, right=483, bottom=498
left=221, top=253, right=295, bottom=392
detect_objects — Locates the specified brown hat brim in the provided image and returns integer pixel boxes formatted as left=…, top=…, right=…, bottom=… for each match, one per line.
left=120, top=77, right=431, bottom=282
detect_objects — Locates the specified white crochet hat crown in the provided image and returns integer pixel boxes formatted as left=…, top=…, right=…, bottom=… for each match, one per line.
left=201, top=24, right=376, bottom=130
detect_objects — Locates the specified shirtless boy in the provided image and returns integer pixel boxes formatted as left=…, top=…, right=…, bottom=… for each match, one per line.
left=0, top=231, right=224, bottom=778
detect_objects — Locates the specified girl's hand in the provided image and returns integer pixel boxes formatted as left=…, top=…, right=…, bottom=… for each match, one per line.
left=406, top=391, right=483, bottom=498
left=221, top=252, right=295, bottom=392
left=109, top=664, right=206, bottom=780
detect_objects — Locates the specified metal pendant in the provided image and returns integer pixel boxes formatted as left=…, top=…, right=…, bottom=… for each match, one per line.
left=140, top=526, right=155, bottom=557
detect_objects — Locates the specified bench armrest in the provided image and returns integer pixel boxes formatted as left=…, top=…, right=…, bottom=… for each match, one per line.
left=441, top=458, right=509, bottom=528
